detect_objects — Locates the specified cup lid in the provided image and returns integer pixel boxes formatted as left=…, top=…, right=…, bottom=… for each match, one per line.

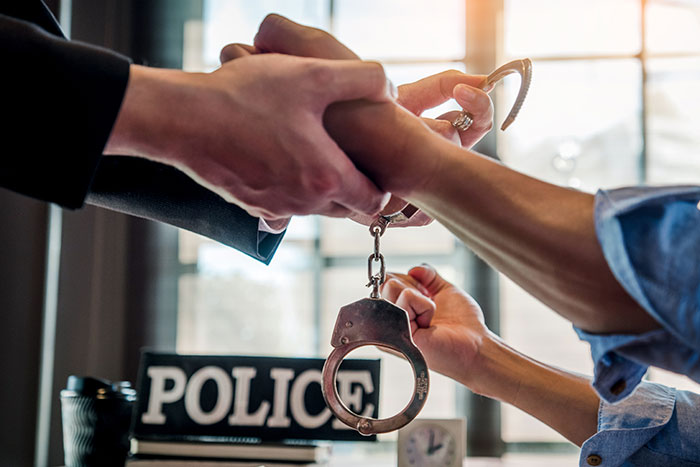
left=64, top=375, right=136, bottom=398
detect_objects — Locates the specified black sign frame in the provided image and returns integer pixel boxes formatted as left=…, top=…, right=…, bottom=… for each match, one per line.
left=132, top=352, right=380, bottom=442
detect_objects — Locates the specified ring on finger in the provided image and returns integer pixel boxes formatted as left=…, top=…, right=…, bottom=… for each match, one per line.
left=451, top=111, right=474, bottom=132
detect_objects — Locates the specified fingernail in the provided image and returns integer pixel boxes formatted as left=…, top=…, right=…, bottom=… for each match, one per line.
left=453, top=84, right=478, bottom=105
left=379, top=192, right=392, bottom=211
left=388, top=79, right=398, bottom=99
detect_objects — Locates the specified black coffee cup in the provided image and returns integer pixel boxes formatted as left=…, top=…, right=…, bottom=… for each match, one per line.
left=60, top=375, right=136, bottom=467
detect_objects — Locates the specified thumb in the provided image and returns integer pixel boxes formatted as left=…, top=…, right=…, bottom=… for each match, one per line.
left=407, top=264, right=449, bottom=297
left=219, top=43, right=258, bottom=64
left=398, top=71, right=487, bottom=115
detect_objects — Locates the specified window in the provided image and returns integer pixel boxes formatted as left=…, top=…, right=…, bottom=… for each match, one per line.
left=174, top=0, right=700, bottom=460
left=499, top=0, right=700, bottom=446
left=179, top=1, right=467, bottom=461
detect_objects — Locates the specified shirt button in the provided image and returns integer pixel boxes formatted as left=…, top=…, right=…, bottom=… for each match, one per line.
left=587, top=454, right=603, bottom=465
left=610, top=378, right=626, bottom=396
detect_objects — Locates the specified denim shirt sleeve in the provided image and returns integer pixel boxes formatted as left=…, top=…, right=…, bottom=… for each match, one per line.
left=579, top=382, right=700, bottom=467
left=575, top=186, right=700, bottom=403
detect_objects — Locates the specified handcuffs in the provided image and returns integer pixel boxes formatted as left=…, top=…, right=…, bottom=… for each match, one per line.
left=322, top=207, right=426, bottom=436
left=485, top=58, right=532, bottom=131
left=322, top=59, right=533, bottom=435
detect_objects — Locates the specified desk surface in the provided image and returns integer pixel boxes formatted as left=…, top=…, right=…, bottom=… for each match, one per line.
left=113, top=457, right=581, bottom=467
left=463, top=456, right=579, bottom=466
left=331, top=453, right=580, bottom=466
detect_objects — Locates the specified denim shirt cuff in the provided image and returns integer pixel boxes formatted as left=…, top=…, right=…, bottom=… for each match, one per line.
left=575, top=327, right=649, bottom=403
left=594, top=187, right=700, bottom=350
left=576, top=325, right=700, bottom=403
left=580, top=382, right=676, bottom=467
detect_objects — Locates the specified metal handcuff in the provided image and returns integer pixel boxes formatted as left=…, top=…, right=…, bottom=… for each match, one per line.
left=321, top=59, right=533, bottom=436
left=453, top=58, right=532, bottom=132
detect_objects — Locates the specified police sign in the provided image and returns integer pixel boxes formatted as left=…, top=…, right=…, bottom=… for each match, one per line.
left=132, top=352, right=380, bottom=441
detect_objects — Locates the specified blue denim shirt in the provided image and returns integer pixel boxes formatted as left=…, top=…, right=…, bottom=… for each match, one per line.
left=580, top=382, right=700, bottom=466
left=574, top=186, right=700, bottom=466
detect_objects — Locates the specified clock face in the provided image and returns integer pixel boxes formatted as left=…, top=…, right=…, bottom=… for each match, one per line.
left=401, top=423, right=458, bottom=466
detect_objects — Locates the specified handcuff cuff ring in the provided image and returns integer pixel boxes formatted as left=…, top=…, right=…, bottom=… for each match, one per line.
left=321, top=297, right=429, bottom=435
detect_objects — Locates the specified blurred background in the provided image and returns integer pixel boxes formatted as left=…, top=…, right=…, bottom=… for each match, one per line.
left=1, top=0, right=699, bottom=465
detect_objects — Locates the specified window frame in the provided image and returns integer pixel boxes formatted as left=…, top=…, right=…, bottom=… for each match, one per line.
left=173, top=0, right=700, bottom=458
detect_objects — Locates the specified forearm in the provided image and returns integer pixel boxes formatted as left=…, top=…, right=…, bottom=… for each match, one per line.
left=410, top=144, right=658, bottom=333
left=468, top=333, right=599, bottom=446
left=326, top=101, right=656, bottom=333
left=406, top=144, right=648, bottom=332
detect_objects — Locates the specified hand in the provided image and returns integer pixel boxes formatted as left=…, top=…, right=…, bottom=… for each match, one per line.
left=252, top=14, right=494, bottom=224
left=397, top=70, right=494, bottom=150
left=220, top=42, right=411, bottom=228
left=384, top=266, right=601, bottom=447
left=380, top=265, right=490, bottom=387
left=346, top=73, right=495, bottom=227
left=106, top=52, right=395, bottom=221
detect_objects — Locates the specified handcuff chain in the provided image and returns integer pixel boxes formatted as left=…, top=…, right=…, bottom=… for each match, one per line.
left=366, top=219, right=388, bottom=298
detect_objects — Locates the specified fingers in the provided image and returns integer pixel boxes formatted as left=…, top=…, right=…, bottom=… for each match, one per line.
left=435, top=110, right=484, bottom=149
left=255, top=13, right=358, bottom=59
left=452, top=84, right=494, bottom=135
left=424, top=84, right=492, bottom=149
left=407, top=264, right=447, bottom=297
left=246, top=199, right=353, bottom=222
left=421, top=118, right=461, bottom=145
left=347, top=195, right=434, bottom=228
left=398, top=70, right=487, bottom=115
left=319, top=202, right=354, bottom=219
left=255, top=14, right=397, bottom=104
left=433, top=84, right=493, bottom=148
left=259, top=217, right=290, bottom=233
left=382, top=276, right=435, bottom=332
left=320, top=60, right=396, bottom=103
left=396, top=288, right=435, bottom=331
left=398, top=211, right=434, bottom=227
left=219, top=43, right=258, bottom=63
left=345, top=195, right=408, bottom=227
left=381, top=276, right=407, bottom=304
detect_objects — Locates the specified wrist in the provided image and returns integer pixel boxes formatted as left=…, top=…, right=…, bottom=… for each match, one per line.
left=453, top=328, right=600, bottom=447
left=462, top=332, right=524, bottom=404
left=105, top=64, right=153, bottom=156
left=325, top=101, right=449, bottom=199
left=409, top=140, right=478, bottom=202
left=104, top=64, right=200, bottom=163
left=388, top=118, right=452, bottom=200
left=400, top=132, right=477, bottom=209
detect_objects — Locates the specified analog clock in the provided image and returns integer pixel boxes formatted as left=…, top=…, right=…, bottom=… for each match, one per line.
left=397, top=418, right=466, bottom=467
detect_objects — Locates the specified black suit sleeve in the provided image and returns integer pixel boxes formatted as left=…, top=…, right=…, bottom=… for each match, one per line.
left=0, top=11, right=130, bottom=208
left=0, top=1, right=284, bottom=263
left=88, top=158, right=284, bottom=265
